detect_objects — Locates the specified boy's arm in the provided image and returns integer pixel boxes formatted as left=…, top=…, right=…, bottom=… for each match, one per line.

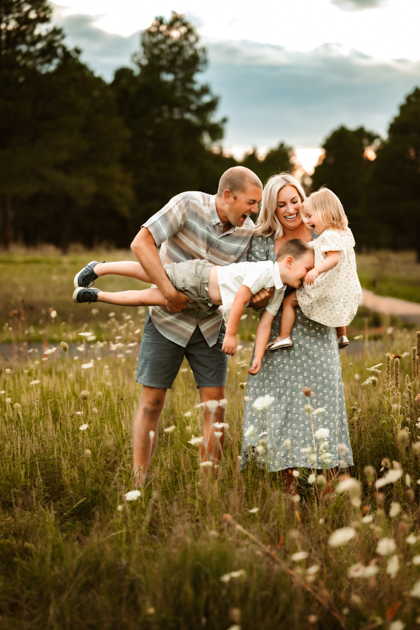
left=222, top=285, right=253, bottom=355
left=248, top=310, right=275, bottom=375
left=305, top=251, right=340, bottom=285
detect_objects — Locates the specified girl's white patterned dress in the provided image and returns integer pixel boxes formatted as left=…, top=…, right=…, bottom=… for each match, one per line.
left=241, top=233, right=353, bottom=472
left=297, top=227, right=362, bottom=327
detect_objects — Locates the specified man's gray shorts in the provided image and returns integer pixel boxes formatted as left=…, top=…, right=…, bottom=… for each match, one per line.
left=164, top=259, right=218, bottom=312
left=136, top=313, right=227, bottom=389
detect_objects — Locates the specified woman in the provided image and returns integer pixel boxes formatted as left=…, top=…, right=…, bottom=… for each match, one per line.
left=241, top=173, right=353, bottom=490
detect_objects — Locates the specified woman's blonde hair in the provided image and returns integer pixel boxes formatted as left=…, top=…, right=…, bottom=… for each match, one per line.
left=255, top=173, right=307, bottom=238
left=302, top=188, right=348, bottom=230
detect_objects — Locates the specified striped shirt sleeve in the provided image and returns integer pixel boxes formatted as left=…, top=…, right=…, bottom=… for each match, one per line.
left=142, top=193, right=189, bottom=247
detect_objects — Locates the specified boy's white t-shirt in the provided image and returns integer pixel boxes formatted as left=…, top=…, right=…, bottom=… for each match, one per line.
left=217, top=260, right=285, bottom=316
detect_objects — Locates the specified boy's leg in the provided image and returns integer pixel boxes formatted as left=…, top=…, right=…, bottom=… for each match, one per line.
left=94, top=261, right=152, bottom=283
left=97, top=287, right=167, bottom=307
left=279, top=291, right=298, bottom=339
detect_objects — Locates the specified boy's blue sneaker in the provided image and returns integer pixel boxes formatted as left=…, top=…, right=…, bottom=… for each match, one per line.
left=74, top=261, right=102, bottom=289
left=73, top=287, right=101, bottom=304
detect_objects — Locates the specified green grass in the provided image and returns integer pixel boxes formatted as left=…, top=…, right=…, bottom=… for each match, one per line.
left=2, top=249, right=420, bottom=628
left=357, top=249, right=420, bottom=304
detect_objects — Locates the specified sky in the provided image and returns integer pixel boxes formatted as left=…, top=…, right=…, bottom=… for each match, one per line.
left=51, top=0, right=420, bottom=172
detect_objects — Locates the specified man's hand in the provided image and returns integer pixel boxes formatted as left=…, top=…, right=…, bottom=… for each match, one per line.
left=304, top=269, right=319, bottom=286
left=248, top=357, right=262, bottom=375
left=222, top=334, right=237, bottom=356
left=164, top=288, right=193, bottom=312
left=250, top=287, right=274, bottom=310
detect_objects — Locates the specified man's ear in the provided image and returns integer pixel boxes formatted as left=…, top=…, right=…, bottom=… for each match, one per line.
left=285, top=255, right=294, bottom=269
left=223, top=189, right=233, bottom=205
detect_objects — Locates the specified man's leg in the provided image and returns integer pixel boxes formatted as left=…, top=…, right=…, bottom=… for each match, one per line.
left=199, top=386, right=226, bottom=466
left=133, top=386, right=166, bottom=487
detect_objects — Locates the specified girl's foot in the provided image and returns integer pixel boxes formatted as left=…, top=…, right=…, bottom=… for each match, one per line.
left=267, top=336, right=293, bottom=351
left=337, top=335, right=349, bottom=349
left=73, top=287, right=101, bottom=304
left=74, top=261, right=103, bottom=288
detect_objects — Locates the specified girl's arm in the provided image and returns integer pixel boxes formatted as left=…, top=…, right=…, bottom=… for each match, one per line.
left=248, top=310, right=275, bottom=375
left=222, top=285, right=253, bottom=355
left=305, top=251, right=340, bottom=285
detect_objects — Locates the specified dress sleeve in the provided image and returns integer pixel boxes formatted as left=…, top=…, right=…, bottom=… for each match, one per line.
left=247, top=234, right=269, bottom=263
left=142, top=193, right=189, bottom=247
left=318, top=230, right=346, bottom=254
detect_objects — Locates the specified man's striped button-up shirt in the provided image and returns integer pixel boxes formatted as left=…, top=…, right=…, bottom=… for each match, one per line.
left=143, top=191, right=255, bottom=347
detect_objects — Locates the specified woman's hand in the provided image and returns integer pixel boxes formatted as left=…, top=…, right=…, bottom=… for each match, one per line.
left=248, top=357, right=262, bottom=375
left=304, top=269, right=319, bottom=286
left=222, top=334, right=237, bottom=356
left=250, top=287, right=274, bottom=310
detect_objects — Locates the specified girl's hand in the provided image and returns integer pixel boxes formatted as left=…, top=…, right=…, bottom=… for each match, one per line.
left=304, top=269, right=319, bottom=285
left=248, top=358, right=262, bottom=375
left=222, top=334, right=237, bottom=356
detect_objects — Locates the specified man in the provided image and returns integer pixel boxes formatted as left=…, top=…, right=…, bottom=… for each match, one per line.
left=130, top=166, right=263, bottom=486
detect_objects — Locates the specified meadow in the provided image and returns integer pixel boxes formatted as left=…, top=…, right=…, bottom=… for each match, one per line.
left=1, top=249, right=420, bottom=629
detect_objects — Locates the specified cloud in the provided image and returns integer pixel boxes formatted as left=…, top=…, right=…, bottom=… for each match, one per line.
left=203, top=40, right=420, bottom=149
left=50, top=9, right=420, bottom=151
left=52, top=7, right=140, bottom=79
left=331, top=0, right=386, bottom=10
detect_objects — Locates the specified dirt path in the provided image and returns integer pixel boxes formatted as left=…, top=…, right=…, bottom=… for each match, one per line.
left=362, top=289, right=420, bottom=324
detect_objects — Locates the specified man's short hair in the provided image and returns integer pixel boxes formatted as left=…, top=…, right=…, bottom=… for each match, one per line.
left=217, top=166, right=262, bottom=197
left=275, top=239, right=312, bottom=262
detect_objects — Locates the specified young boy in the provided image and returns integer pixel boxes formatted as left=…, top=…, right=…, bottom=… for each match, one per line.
left=73, top=239, right=314, bottom=369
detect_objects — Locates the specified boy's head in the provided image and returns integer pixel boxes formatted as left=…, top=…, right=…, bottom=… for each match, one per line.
left=275, top=239, right=314, bottom=288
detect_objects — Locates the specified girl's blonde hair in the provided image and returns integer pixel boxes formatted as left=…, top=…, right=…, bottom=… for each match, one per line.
left=302, top=188, right=348, bottom=230
left=255, top=172, right=307, bottom=238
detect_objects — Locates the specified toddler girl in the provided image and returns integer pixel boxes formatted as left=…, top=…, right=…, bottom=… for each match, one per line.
left=268, top=187, right=363, bottom=350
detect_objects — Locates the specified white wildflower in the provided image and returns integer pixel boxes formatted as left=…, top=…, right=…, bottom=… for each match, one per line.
left=375, top=469, right=403, bottom=488
left=79, top=424, right=88, bottom=431
left=411, top=580, right=420, bottom=598
left=314, top=428, right=329, bottom=440
left=195, top=402, right=206, bottom=408
left=244, top=424, right=255, bottom=438
left=184, top=411, right=192, bottom=417
left=125, top=490, right=141, bottom=501
left=219, top=399, right=228, bottom=408
left=337, top=443, right=348, bottom=455
left=244, top=396, right=250, bottom=402
left=206, top=400, right=219, bottom=411
left=407, top=534, right=417, bottom=545
left=163, top=425, right=176, bottom=434
left=361, top=515, right=373, bottom=523
left=312, top=408, right=326, bottom=416
left=389, top=502, right=401, bottom=518
left=389, top=621, right=405, bottom=630
left=308, top=474, right=316, bottom=484
left=348, top=563, right=379, bottom=578
left=81, top=361, right=94, bottom=369
left=376, top=537, right=397, bottom=556
left=328, top=527, right=357, bottom=547
left=413, top=556, right=420, bottom=565
left=149, top=431, right=155, bottom=440
left=307, top=565, right=319, bottom=575
left=78, top=332, right=93, bottom=337
left=200, top=461, right=213, bottom=467
left=214, top=431, right=223, bottom=439
left=188, top=436, right=203, bottom=445
left=252, top=394, right=275, bottom=410
left=387, top=554, right=399, bottom=578
left=30, top=380, right=40, bottom=386
left=249, top=507, right=259, bottom=513
left=44, top=347, right=57, bottom=355
left=75, top=411, right=83, bottom=415
left=5, top=368, right=11, bottom=374
left=117, top=505, right=123, bottom=512
left=214, top=422, right=228, bottom=429
left=304, top=404, right=313, bottom=414
left=354, top=374, right=360, bottom=380
left=292, top=470, right=300, bottom=478
left=361, top=376, right=378, bottom=386
left=220, top=569, right=246, bottom=583
left=291, top=551, right=308, bottom=561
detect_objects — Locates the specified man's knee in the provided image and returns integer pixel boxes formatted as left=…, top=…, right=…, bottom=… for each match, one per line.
left=139, top=387, right=166, bottom=418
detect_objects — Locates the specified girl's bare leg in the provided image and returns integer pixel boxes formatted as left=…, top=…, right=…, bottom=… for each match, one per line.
left=94, top=261, right=151, bottom=283
left=278, top=291, right=299, bottom=339
left=336, top=326, right=346, bottom=338
left=97, top=288, right=167, bottom=307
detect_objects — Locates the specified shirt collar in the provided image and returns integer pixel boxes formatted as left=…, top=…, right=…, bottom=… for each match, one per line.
left=210, top=195, right=237, bottom=233
left=272, top=262, right=284, bottom=290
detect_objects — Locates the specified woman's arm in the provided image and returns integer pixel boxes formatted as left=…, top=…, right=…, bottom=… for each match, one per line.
left=222, top=285, right=253, bottom=355
left=247, top=235, right=274, bottom=309
left=304, top=251, right=340, bottom=285
left=248, top=310, right=275, bottom=375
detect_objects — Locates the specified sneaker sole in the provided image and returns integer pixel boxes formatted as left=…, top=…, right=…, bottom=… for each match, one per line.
left=73, top=261, right=99, bottom=289
left=72, top=288, right=83, bottom=303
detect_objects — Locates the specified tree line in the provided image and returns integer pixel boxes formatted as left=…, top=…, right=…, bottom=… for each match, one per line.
left=1, top=1, right=419, bottom=258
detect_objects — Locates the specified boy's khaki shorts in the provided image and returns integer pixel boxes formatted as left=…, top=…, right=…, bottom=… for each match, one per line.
left=164, top=259, right=218, bottom=312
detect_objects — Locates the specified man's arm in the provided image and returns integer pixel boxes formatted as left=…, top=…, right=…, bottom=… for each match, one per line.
left=131, top=228, right=192, bottom=312
left=248, top=310, right=275, bottom=375
left=221, top=285, right=253, bottom=356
